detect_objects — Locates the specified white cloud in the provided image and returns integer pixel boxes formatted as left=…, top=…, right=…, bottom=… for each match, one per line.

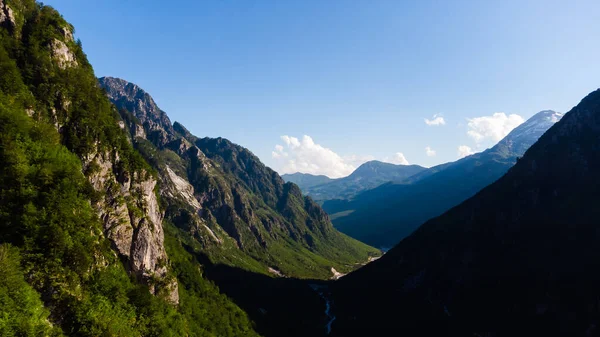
left=272, top=136, right=415, bottom=177
left=424, top=114, right=446, bottom=126
left=272, top=144, right=288, bottom=159
left=281, top=135, right=301, bottom=148
left=425, top=146, right=436, bottom=157
left=457, top=145, right=475, bottom=158
left=466, top=112, right=524, bottom=143
left=550, top=112, right=563, bottom=123
left=273, top=135, right=360, bottom=178
left=383, top=152, right=409, bottom=165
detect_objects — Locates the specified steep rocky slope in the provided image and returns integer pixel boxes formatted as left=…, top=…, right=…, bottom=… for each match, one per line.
left=331, top=90, right=600, bottom=336
left=99, top=77, right=380, bottom=279
left=0, top=0, right=177, bottom=300
left=324, top=110, right=562, bottom=248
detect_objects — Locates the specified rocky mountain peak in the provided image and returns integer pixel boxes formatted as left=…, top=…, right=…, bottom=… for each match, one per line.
left=491, top=109, right=562, bottom=158
left=99, top=76, right=176, bottom=146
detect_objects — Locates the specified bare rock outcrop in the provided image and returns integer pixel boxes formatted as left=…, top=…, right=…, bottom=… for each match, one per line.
left=98, top=77, right=176, bottom=147
left=50, top=38, right=77, bottom=69
left=0, top=0, right=16, bottom=29
left=85, top=150, right=179, bottom=304
left=165, top=166, right=201, bottom=210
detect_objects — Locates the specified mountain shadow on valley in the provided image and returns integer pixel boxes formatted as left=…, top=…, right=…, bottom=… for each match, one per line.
left=180, top=243, right=332, bottom=337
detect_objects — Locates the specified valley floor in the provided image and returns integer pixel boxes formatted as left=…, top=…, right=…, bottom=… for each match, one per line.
left=198, top=249, right=383, bottom=337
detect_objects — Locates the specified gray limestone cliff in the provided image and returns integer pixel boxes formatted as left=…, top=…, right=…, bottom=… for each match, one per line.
left=84, top=149, right=179, bottom=304
left=35, top=37, right=180, bottom=303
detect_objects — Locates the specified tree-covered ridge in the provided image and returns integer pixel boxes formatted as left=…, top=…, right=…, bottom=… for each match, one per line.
left=100, top=77, right=381, bottom=280
left=0, top=0, right=259, bottom=335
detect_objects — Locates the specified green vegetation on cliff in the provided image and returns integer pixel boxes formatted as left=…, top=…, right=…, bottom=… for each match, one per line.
left=0, top=1, right=258, bottom=335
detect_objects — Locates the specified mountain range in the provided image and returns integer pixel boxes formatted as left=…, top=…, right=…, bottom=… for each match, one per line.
left=330, top=88, right=600, bottom=337
left=98, top=76, right=380, bottom=280
left=283, top=161, right=426, bottom=202
left=2, top=1, right=600, bottom=337
left=323, top=110, right=562, bottom=248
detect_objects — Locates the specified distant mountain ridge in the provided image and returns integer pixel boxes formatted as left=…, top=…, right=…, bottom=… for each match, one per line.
left=281, top=172, right=333, bottom=189
left=325, top=110, right=562, bottom=248
left=286, top=160, right=426, bottom=201
left=331, top=90, right=600, bottom=337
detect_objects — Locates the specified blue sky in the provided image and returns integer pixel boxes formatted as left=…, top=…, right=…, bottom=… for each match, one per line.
left=48, top=0, right=600, bottom=177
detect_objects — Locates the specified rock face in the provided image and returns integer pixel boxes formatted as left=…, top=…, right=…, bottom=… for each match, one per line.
left=84, top=150, right=179, bottom=304
left=99, top=77, right=176, bottom=146
left=50, top=39, right=77, bottom=69
left=332, top=90, right=600, bottom=336
left=0, top=0, right=16, bottom=30
left=58, top=25, right=73, bottom=42
left=35, top=22, right=177, bottom=302
left=165, top=166, right=201, bottom=210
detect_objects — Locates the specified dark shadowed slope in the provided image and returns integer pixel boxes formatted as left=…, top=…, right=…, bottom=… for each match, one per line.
left=324, top=110, right=562, bottom=248
left=331, top=90, right=600, bottom=337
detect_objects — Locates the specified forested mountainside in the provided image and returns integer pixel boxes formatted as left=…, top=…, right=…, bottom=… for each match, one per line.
left=99, top=76, right=380, bottom=280
left=324, top=110, right=561, bottom=248
left=287, top=160, right=426, bottom=202
left=330, top=90, right=600, bottom=336
left=1, top=1, right=268, bottom=335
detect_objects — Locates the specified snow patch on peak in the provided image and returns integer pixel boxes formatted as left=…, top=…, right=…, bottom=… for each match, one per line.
left=511, top=110, right=562, bottom=137
left=494, top=110, right=563, bottom=155
left=549, top=112, right=563, bottom=123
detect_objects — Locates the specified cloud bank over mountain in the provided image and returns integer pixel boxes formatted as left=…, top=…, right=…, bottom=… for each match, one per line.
left=467, top=112, right=524, bottom=144
left=272, top=135, right=409, bottom=178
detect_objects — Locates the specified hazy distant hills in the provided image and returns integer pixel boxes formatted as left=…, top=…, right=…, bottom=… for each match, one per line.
left=324, top=110, right=562, bottom=248
left=283, top=161, right=426, bottom=201
left=281, top=172, right=333, bottom=189
left=331, top=89, right=600, bottom=337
